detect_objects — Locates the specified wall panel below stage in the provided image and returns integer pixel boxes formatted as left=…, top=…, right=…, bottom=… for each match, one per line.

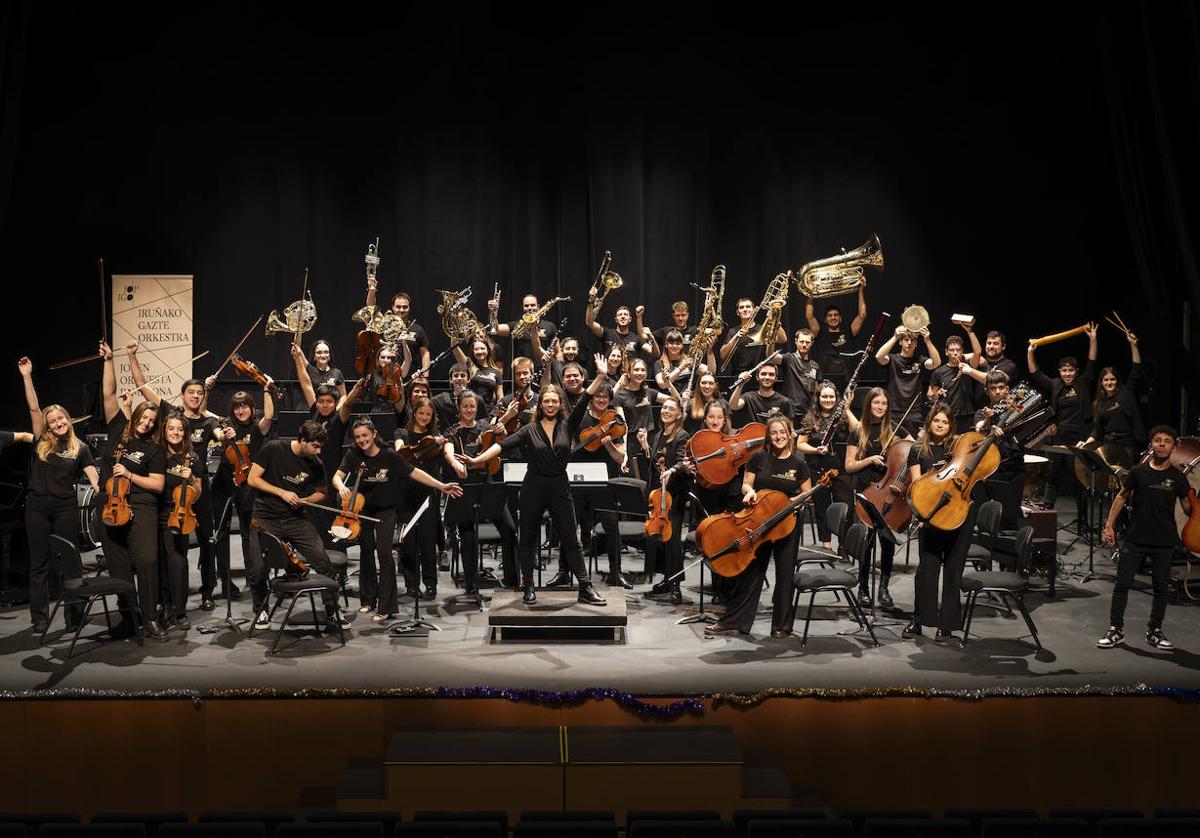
left=0, top=697, right=1195, bottom=816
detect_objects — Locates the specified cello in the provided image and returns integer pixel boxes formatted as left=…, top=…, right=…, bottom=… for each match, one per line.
left=686, top=422, right=767, bottom=489
left=101, top=442, right=133, bottom=527
left=695, top=471, right=836, bottom=577
left=856, top=437, right=915, bottom=532
left=167, top=453, right=199, bottom=536
left=908, top=388, right=1043, bottom=531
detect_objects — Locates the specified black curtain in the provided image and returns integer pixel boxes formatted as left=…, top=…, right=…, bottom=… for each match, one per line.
left=0, top=2, right=1191, bottom=434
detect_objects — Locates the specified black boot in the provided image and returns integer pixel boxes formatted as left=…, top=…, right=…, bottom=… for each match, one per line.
left=609, top=558, right=633, bottom=590
left=669, top=580, right=683, bottom=605
left=578, top=580, right=607, bottom=606
left=522, top=577, right=537, bottom=605
left=144, top=619, right=169, bottom=642
left=545, top=569, right=572, bottom=588
left=878, top=575, right=894, bottom=609
left=856, top=582, right=872, bottom=608
left=902, top=619, right=922, bottom=638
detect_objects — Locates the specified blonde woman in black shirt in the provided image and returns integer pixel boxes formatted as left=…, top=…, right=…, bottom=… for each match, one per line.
left=18, top=357, right=99, bottom=636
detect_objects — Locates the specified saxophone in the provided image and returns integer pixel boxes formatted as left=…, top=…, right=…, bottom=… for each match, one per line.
left=513, top=296, right=571, bottom=339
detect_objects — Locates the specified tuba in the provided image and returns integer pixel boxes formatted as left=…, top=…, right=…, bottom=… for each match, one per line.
left=745, top=272, right=791, bottom=347
left=795, top=233, right=884, bottom=299
left=589, top=251, right=622, bottom=316
left=266, top=294, right=317, bottom=338
left=437, top=287, right=482, bottom=343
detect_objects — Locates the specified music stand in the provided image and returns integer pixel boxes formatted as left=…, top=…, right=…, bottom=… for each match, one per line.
left=199, top=497, right=249, bottom=634
left=854, top=492, right=905, bottom=628
left=442, top=481, right=510, bottom=607
left=389, top=502, right=441, bottom=637
left=674, top=492, right=720, bottom=626
left=1071, top=447, right=1119, bottom=581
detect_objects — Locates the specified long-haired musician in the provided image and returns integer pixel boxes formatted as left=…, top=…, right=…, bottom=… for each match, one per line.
left=796, top=380, right=858, bottom=550
left=394, top=397, right=447, bottom=601
left=1079, top=329, right=1144, bottom=465
left=682, top=373, right=722, bottom=436
left=160, top=412, right=202, bottom=630
left=641, top=397, right=691, bottom=603
left=454, top=335, right=504, bottom=412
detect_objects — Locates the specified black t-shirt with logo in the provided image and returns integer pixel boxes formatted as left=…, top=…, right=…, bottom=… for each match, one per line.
left=307, top=405, right=350, bottom=490
left=306, top=363, right=345, bottom=393
left=502, top=319, right=556, bottom=367
left=727, top=334, right=768, bottom=376
left=337, top=445, right=415, bottom=513
left=906, top=440, right=950, bottom=475
left=777, top=353, right=820, bottom=417
left=394, top=321, right=431, bottom=366
left=99, top=415, right=166, bottom=509
left=467, top=366, right=503, bottom=410
left=740, top=390, right=793, bottom=425
left=181, top=414, right=221, bottom=476
left=884, top=352, right=928, bottom=416
left=252, top=439, right=327, bottom=518
left=748, top=450, right=811, bottom=496
left=653, top=324, right=697, bottom=354
left=813, top=329, right=859, bottom=378
left=1122, top=462, right=1189, bottom=547
left=29, top=439, right=95, bottom=501
left=931, top=363, right=973, bottom=419
left=614, top=385, right=662, bottom=439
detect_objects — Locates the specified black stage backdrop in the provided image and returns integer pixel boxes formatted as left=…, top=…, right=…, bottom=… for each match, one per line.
left=1, top=2, right=1197, bottom=435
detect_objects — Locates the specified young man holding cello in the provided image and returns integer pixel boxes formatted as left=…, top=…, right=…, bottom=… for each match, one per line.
left=1098, top=425, right=1191, bottom=650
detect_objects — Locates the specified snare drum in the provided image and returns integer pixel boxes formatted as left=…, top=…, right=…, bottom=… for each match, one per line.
left=1023, top=454, right=1049, bottom=500
left=76, top=483, right=102, bottom=549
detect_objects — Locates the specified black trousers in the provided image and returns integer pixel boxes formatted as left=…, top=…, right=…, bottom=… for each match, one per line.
left=456, top=506, right=518, bottom=590
left=401, top=492, right=440, bottom=593
left=359, top=507, right=399, bottom=614
left=102, top=504, right=158, bottom=621
left=192, top=476, right=221, bottom=596
left=246, top=512, right=338, bottom=613
left=157, top=524, right=189, bottom=620
left=212, top=473, right=254, bottom=590
left=858, top=528, right=896, bottom=588
left=518, top=474, right=588, bottom=583
left=1110, top=540, right=1174, bottom=631
left=913, top=523, right=971, bottom=630
left=644, top=495, right=687, bottom=580
left=25, top=494, right=77, bottom=624
left=721, top=526, right=800, bottom=633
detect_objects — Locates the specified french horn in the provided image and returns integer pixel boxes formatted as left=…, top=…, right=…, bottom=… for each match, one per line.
left=266, top=295, right=317, bottom=338
left=437, top=287, right=482, bottom=343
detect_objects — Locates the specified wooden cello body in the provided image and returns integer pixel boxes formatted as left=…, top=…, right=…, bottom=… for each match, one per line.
left=856, top=438, right=915, bottom=532
left=686, top=422, right=767, bottom=489
left=907, top=431, right=1001, bottom=532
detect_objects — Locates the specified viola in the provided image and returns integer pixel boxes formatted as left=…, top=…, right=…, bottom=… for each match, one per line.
left=250, top=519, right=310, bottom=578
left=908, top=389, right=1043, bottom=531
left=355, top=329, right=382, bottom=377
left=578, top=408, right=626, bottom=452
left=685, top=422, right=767, bottom=489
left=644, top=456, right=676, bottom=542
left=101, top=442, right=134, bottom=527
left=167, top=453, right=199, bottom=536
left=219, top=419, right=253, bottom=487
left=375, top=361, right=405, bottom=405
left=330, top=463, right=367, bottom=542
left=695, top=470, right=836, bottom=577
left=856, top=438, right=915, bottom=532
left=231, top=355, right=283, bottom=402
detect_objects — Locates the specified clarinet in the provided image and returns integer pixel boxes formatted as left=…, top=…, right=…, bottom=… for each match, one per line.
left=820, top=312, right=891, bottom=449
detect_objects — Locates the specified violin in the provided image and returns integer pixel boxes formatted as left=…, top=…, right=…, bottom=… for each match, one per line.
left=696, top=471, right=836, bottom=577
left=250, top=519, right=310, bottom=578
left=644, top=456, right=676, bottom=542
left=375, top=362, right=405, bottom=405
left=685, top=422, right=767, bottom=489
left=231, top=355, right=283, bottom=402
left=397, top=431, right=449, bottom=466
left=856, top=437, right=915, bottom=532
left=356, top=329, right=382, bottom=377
left=219, top=419, right=253, bottom=487
left=578, top=408, right=627, bottom=452
left=167, top=453, right=199, bottom=536
left=330, top=463, right=367, bottom=542
left=101, top=442, right=134, bottom=527
left=908, top=389, right=1043, bottom=531
left=475, top=401, right=513, bottom=476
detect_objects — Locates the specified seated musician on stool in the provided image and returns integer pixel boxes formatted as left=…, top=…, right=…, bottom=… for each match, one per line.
left=973, top=370, right=1026, bottom=533
left=903, top=403, right=970, bottom=641
left=246, top=420, right=351, bottom=631
left=442, top=391, right=519, bottom=594
left=1027, top=323, right=1097, bottom=507
left=549, top=382, right=629, bottom=589
left=705, top=416, right=813, bottom=638
left=1098, top=425, right=1190, bottom=651
left=456, top=358, right=614, bottom=606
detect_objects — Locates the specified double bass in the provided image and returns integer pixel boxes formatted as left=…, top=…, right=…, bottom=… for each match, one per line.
left=686, top=423, right=767, bottom=489
left=695, top=471, right=836, bottom=577
left=908, top=389, right=1043, bottom=531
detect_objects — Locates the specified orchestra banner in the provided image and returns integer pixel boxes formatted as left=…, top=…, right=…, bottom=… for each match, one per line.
left=112, top=275, right=194, bottom=406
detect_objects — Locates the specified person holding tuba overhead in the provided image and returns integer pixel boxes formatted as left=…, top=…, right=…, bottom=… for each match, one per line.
left=873, top=311, right=941, bottom=438
left=800, top=235, right=878, bottom=380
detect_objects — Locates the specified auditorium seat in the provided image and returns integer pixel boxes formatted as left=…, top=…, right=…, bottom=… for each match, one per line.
left=394, top=824, right=499, bottom=838
left=306, top=816, right=403, bottom=837
left=512, top=821, right=618, bottom=838
left=746, top=821, right=854, bottom=838
left=160, top=826, right=266, bottom=838
left=627, top=812, right=722, bottom=830
left=943, top=809, right=1038, bottom=838
left=198, top=813, right=296, bottom=838
left=411, top=814, right=506, bottom=836
left=92, top=813, right=186, bottom=838
left=733, top=808, right=828, bottom=838
left=864, top=819, right=970, bottom=838
left=38, top=826, right=146, bottom=838
left=1048, top=809, right=1142, bottom=823
left=841, top=811, right=932, bottom=838
left=1097, top=817, right=1200, bottom=837
left=518, top=812, right=616, bottom=823
left=980, top=818, right=1092, bottom=838
left=629, top=821, right=736, bottom=838
left=275, top=823, right=382, bottom=838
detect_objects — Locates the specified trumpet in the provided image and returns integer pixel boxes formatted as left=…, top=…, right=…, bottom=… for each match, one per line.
left=364, top=237, right=380, bottom=282
left=589, top=251, right=623, bottom=316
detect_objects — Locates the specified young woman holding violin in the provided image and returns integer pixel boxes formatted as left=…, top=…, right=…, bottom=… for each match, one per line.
left=369, top=342, right=411, bottom=413
left=17, top=357, right=99, bottom=636
left=454, top=335, right=504, bottom=412
left=640, top=397, right=691, bottom=604
left=681, top=373, right=722, bottom=436
left=902, top=403, right=970, bottom=641
left=159, top=412, right=203, bottom=630
left=395, top=397, right=448, bottom=601
left=615, top=356, right=679, bottom=480
left=210, top=388, right=275, bottom=608
left=99, top=400, right=168, bottom=641
left=333, top=417, right=462, bottom=623
left=845, top=387, right=909, bottom=608
left=797, top=381, right=858, bottom=550
left=443, top=390, right=519, bottom=593
left=307, top=338, right=347, bottom=401
left=456, top=363, right=613, bottom=606
left=706, top=416, right=813, bottom=638
left=552, top=381, right=629, bottom=589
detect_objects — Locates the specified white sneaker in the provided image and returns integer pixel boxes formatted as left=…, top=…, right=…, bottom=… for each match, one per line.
left=1146, top=628, right=1174, bottom=650
left=254, top=610, right=271, bottom=631
left=1096, top=626, right=1124, bottom=648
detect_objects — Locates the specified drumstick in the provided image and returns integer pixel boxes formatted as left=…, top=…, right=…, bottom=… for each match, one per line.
left=1112, top=310, right=1132, bottom=333
left=1104, top=315, right=1131, bottom=337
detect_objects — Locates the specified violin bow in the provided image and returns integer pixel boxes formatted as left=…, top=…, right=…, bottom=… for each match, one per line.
left=48, top=258, right=110, bottom=370
left=881, top=392, right=922, bottom=450
left=213, top=316, right=264, bottom=379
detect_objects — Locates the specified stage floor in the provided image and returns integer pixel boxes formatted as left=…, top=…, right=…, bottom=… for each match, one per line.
left=0, top=498, right=1197, bottom=696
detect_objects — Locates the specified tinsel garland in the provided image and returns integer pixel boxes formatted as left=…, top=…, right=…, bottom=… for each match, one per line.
left=0, top=684, right=1197, bottom=715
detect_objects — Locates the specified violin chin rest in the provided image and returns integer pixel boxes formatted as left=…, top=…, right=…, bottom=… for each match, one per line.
left=329, top=526, right=353, bottom=540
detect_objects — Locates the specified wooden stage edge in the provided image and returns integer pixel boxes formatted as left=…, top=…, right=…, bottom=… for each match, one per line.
left=0, top=695, right=1195, bottom=817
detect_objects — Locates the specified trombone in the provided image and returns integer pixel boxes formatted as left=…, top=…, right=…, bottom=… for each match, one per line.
left=589, top=251, right=623, bottom=317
